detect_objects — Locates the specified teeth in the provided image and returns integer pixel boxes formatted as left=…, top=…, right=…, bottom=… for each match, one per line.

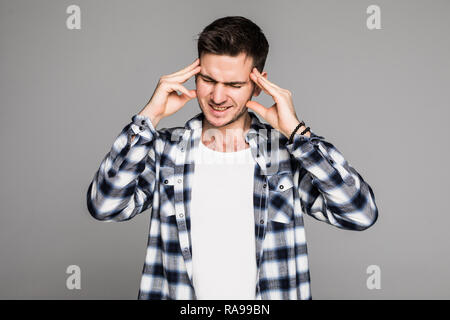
left=211, top=105, right=229, bottom=111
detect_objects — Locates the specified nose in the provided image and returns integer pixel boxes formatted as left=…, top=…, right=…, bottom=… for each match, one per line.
left=211, top=83, right=228, bottom=106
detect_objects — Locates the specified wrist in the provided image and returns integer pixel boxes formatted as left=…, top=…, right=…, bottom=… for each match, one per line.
left=296, top=125, right=311, bottom=138
left=287, top=120, right=311, bottom=143
left=139, top=107, right=162, bottom=128
left=282, top=119, right=301, bottom=139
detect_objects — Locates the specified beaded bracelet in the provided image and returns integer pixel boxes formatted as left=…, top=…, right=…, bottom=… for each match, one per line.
left=301, top=126, right=311, bottom=135
left=288, top=121, right=310, bottom=144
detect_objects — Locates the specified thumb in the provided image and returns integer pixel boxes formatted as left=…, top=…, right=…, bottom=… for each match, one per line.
left=179, top=90, right=197, bottom=104
left=246, top=100, right=267, bottom=119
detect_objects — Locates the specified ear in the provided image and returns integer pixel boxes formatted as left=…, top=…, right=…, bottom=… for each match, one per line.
left=252, top=71, right=268, bottom=97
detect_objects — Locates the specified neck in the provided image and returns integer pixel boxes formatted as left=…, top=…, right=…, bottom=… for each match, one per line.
left=201, top=111, right=252, bottom=152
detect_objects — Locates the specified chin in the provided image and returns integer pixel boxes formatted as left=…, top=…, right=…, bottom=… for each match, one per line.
left=200, top=105, right=228, bottom=124
left=203, top=112, right=229, bottom=128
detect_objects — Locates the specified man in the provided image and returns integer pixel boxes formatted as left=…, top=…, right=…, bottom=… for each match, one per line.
left=86, top=16, right=378, bottom=300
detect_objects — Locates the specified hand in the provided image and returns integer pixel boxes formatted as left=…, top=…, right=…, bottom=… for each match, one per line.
left=246, top=67, right=306, bottom=139
left=138, top=58, right=201, bottom=127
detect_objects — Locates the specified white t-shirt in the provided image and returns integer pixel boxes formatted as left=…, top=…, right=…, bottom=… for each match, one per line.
left=190, top=138, right=257, bottom=300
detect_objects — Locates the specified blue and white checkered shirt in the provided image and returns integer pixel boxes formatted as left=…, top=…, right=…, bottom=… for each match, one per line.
left=86, top=111, right=378, bottom=299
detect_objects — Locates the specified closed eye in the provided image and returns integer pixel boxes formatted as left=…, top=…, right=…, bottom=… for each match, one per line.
left=202, top=79, right=242, bottom=88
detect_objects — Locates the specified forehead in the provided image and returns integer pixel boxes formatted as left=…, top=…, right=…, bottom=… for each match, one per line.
left=199, top=52, right=253, bottom=81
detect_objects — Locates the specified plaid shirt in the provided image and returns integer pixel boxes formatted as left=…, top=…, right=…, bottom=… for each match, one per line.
left=86, top=111, right=378, bottom=300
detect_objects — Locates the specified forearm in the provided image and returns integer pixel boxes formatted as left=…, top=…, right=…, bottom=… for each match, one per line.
left=87, top=114, right=158, bottom=221
left=287, top=132, right=378, bottom=230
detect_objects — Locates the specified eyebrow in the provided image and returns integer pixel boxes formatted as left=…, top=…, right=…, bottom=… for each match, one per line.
left=198, top=73, right=248, bottom=85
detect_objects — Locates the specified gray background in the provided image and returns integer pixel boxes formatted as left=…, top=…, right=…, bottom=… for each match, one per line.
left=1, top=0, right=449, bottom=299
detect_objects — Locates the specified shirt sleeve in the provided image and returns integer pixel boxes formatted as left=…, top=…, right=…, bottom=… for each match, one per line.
left=286, top=131, right=378, bottom=231
left=86, top=114, right=159, bottom=222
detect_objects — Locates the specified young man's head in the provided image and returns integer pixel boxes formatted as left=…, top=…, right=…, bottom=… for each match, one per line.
left=195, top=16, right=269, bottom=128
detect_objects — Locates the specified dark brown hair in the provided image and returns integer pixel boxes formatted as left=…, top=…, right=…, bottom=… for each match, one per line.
left=196, top=16, right=269, bottom=72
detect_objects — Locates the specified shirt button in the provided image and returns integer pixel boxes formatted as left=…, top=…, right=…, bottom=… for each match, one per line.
left=163, top=179, right=168, bottom=184
left=177, top=179, right=182, bottom=184
left=329, top=158, right=335, bottom=164
left=107, top=169, right=116, bottom=177
left=263, top=183, right=267, bottom=188
left=346, top=176, right=355, bottom=185
left=260, top=219, right=264, bottom=224
left=139, top=126, right=144, bottom=131
left=279, top=185, right=284, bottom=190
left=179, top=213, right=184, bottom=218
left=141, top=120, right=146, bottom=125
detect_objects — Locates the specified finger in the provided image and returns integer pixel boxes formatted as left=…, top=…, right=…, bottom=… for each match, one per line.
left=173, top=65, right=202, bottom=84
left=257, top=74, right=282, bottom=91
left=177, top=90, right=196, bottom=105
left=164, top=82, right=196, bottom=98
left=249, top=73, right=269, bottom=94
left=172, top=58, right=200, bottom=76
left=252, top=68, right=282, bottom=90
left=246, top=101, right=268, bottom=119
left=168, top=58, right=200, bottom=77
left=250, top=72, right=279, bottom=98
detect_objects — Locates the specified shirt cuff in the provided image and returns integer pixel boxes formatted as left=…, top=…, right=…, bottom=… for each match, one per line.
left=129, top=114, right=159, bottom=144
left=286, top=131, right=355, bottom=187
left=285, top=131, right=326, bottom=157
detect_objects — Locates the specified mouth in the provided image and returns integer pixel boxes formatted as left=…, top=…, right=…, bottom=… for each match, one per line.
left=209, top=103, right=232, bottom=113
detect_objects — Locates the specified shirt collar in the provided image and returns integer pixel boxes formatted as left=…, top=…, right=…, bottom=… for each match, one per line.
left=183, top=111, right=268, bottom=142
